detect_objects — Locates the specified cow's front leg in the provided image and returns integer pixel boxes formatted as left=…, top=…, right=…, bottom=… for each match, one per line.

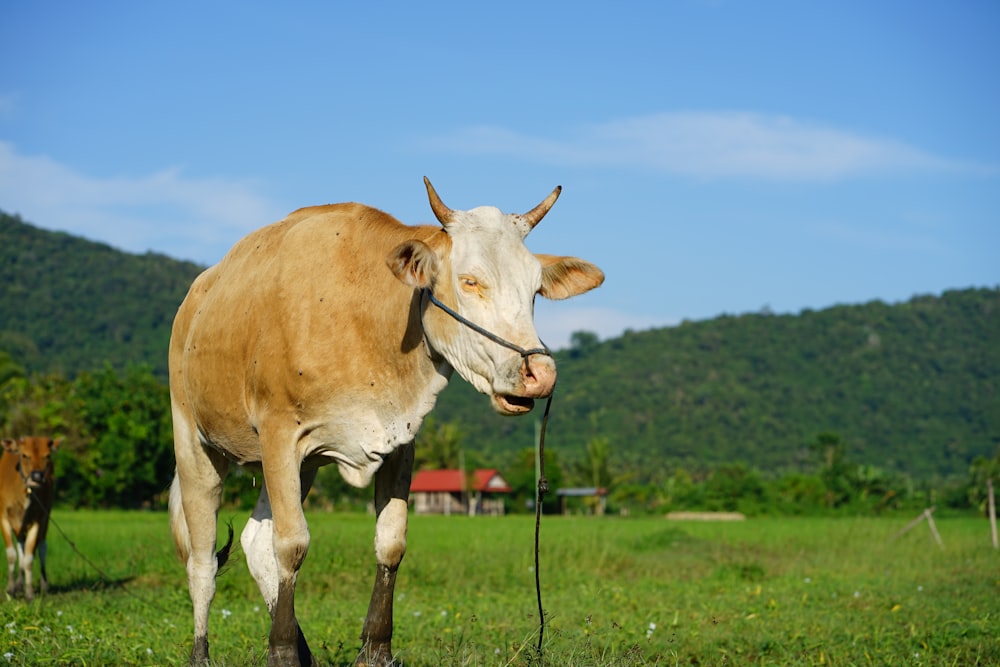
left=243, top=468, right=318, bottom=667
left=357, top=441, right=414, bottom=667
left=2, top=526, right=16, bottom=597
left=20, top=522, right=42, bottom=601
left=260, top=446, right=317, bottom=667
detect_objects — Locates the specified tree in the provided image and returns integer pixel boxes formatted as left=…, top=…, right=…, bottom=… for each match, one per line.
left=969, top=446, right=1000, bottom=515
left=414, top=416, right=465, bottom=470
left=61, top=364, right=174, bottom=508
left=576, top=436, right=611, bottom=489
left=568, top=330, right=600, bottom=358
left=811, top=432, right=854, bottom=508
left=703, top=463, right=769, bottom=514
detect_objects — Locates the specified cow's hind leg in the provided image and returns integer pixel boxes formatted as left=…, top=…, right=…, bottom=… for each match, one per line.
left=172, top=433, right=230, bottom=666
left=357, top=441, right=414, bottom=667
left=37, top=540, right=48, bottom=595
left=242, top=466, right=318, bottom=667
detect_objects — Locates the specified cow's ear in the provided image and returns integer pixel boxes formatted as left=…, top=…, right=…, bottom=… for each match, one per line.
left=1, top=439, right=17, bottom=453
left=387, top=240, right=440, bottom=289
left=537, top=254, right=605, bottom=300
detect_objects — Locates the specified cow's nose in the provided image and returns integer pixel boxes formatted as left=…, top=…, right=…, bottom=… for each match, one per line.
left=521, top=354, right=557, bottom=397
left=29, top=471, right=45, bottom=484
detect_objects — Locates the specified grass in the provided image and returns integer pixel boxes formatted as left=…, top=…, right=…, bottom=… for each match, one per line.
left=0, top=510, right=997, bottom=666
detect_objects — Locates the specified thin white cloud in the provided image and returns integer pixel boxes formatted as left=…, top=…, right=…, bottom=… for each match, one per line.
left=424, top=112, right=991, bottom=181
left=0, top=141, right=283, bottom=264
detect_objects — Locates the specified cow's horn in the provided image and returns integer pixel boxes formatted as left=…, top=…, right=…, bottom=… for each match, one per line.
left=522, top=186, right=562, bottom=229
left=424, top=177, right=454, bottom=226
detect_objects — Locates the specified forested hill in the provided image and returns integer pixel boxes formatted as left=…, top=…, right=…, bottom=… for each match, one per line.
left=433, top=287, right=1000, bottom=481
left=0, top=210, right=204, bottom=377
left=2, top=210, right=997, bottom=481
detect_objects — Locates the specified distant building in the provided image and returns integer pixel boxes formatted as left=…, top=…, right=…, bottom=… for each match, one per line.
left=410, top=468, right=512, bottom=515
left=556, top=487, right=608, bottom=515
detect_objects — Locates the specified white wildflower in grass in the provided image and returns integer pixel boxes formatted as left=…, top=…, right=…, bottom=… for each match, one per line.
left=804, top=577, right=811, bottom=583
left=440, top=610, right=448, bottom=617
left=854, top=591, right=861, bottom=598
left=917, top=586, right=924, bottom=592
left=646, top=622, right=656, bottom=639
left=413, top=611, right=421, bottom=617
left=221, top=609, right=232, bottom=619
left=3, top=652, right=12, bottom=662
left=495, top=648, right=501, bottom=655
left=146, top=648, right=153, bottom=656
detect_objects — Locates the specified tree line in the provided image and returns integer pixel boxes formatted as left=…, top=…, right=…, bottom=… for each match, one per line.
left=2, top=351, right=997, bottom=517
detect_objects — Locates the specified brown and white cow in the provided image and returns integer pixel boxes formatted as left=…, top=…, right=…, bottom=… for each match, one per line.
left=1, top=436, right=59, bottom=601
left=168, top=178, right=604, bottom=666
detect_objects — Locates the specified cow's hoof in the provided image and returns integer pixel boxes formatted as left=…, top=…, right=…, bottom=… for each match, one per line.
left=355, top=641, right=395, bottom=667
left=267, top=639, right=317, bottom=667
left=188, top=635, right=210, bottom=666
left=267, top=648, right=318, bottom=667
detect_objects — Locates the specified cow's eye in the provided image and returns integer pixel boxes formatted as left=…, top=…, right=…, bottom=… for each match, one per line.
left=459, top=275, right=479, bottom=291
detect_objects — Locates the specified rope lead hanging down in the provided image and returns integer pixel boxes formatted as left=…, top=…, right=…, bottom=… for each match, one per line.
left=534, top=392, right=554, bottom=656
left=421, top=286, right=555, bottom=655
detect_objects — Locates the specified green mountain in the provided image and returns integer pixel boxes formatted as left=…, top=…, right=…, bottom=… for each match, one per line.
left=0, top=210, right=204, bottom=377
left=433, top=287, right=1000, bottom=481
left=2, top=210, right=997, bottom=480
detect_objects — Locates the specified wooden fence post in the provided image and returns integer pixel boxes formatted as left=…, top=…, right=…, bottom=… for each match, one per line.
left=891, top=506, right=943, bottom=549
left=924, top=507, right=943, bottom=549
left=988, top=479, right=998, bottom=550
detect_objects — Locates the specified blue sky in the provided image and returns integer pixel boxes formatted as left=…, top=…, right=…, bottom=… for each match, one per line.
left=2, top=1, right=997, bottom=349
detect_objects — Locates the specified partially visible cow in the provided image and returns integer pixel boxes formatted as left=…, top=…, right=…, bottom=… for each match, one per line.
left=168, top=178, right=604, bottom=666
left=1, top=436, right=59, bottom=601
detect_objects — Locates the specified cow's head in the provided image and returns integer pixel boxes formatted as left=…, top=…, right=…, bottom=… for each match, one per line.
left=2, top=436, right=60, bottom=489
left=387, top=178, right=604, bottom=415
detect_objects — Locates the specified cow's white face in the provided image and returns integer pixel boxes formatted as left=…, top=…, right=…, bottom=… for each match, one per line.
left=387, top=179, right=604, bottom=416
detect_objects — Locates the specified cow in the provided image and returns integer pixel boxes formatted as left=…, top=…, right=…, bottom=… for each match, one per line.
left=1, top=436, right=59, bottom=601
left=168, top=177, right=604, bottom=666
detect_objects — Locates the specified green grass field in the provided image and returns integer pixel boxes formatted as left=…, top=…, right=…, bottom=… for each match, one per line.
left=0, top=510, right=997, bottom=666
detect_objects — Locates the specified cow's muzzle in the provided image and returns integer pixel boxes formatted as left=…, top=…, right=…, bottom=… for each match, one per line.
left=492, top=353, right=556, bottom=416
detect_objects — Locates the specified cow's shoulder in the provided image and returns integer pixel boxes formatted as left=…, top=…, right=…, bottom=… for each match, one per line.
left=0, top=450, right=20, bottom=504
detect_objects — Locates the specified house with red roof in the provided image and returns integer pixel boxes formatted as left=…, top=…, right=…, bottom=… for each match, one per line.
left=410, top=468, right=513, bottom=515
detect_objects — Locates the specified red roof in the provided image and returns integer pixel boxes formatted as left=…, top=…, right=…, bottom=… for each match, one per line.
left=410, top=468, right=512, bottom=493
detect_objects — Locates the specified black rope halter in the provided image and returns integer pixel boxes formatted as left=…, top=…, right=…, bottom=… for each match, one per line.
left=421, top=287, right=554, bottom=654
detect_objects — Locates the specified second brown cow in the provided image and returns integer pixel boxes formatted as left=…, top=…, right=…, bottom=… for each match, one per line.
left=1, top=436, right=59, bottom=600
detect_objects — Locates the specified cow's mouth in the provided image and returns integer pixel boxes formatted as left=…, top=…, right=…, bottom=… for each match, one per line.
left=491, top=393, right=535, bottom=415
